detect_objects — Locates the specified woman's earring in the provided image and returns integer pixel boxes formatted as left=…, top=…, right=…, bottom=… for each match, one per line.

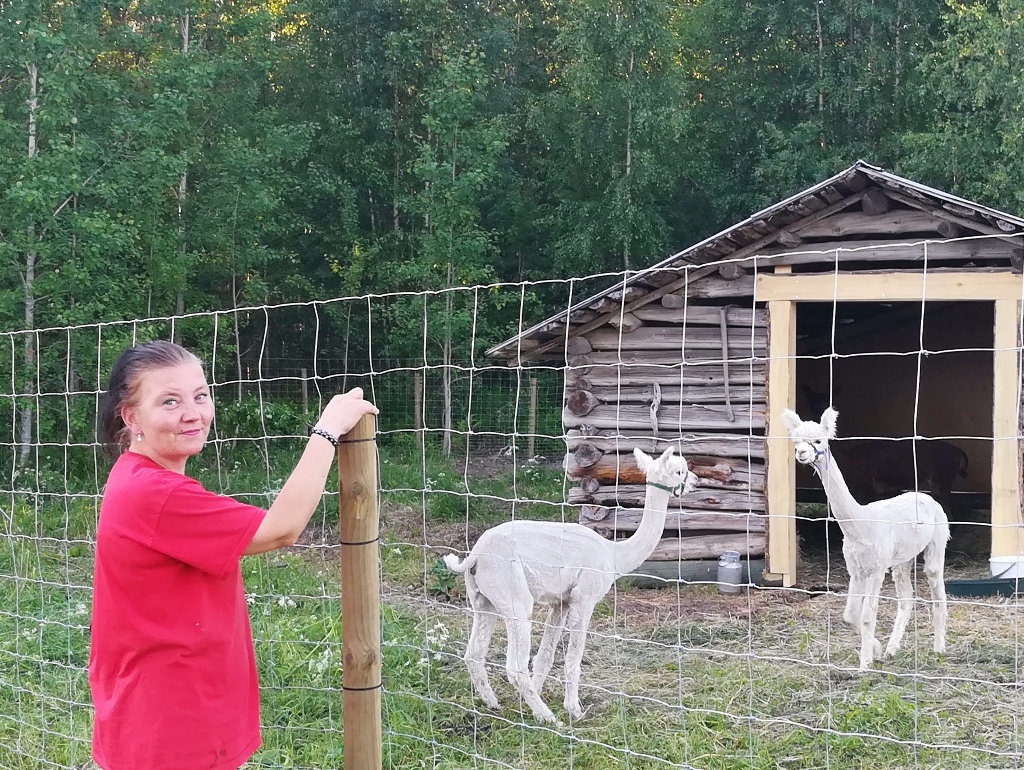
left=136, top=432, right=143, bottom=442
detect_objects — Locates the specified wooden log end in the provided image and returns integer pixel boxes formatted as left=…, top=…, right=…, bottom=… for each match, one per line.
left=846, top=171, right=870, bottom=192
left=566, top=389, right=600, bottom=417
left=567, top=376, right=592, bottom=392
left=608, top=311, right=643, bottom=333
left=775, top=230, right=802, bottom=248
left=573, top=442, right=604, bottom=468
left=661, top=293, right=687, bottom=309
left=579, top=504, right=609, bottom=522
left=565, top=336, right=593, bottom=355
left=718, top=263, right=745, bottom=281
left=861, top=188, right=891, bottom=216
left=1011, top=248, right=1023, bottom=274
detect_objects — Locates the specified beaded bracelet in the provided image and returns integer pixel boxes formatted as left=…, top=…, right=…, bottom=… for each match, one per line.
left=309, top=426, right=340, bottom=447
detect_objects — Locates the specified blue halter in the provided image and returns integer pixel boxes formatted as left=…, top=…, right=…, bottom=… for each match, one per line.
left=809, top=444, right=830, bottom=478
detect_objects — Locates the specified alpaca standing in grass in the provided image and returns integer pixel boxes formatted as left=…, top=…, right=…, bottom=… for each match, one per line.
left=444, top=447, right=697, bottom=724
left=782, top=407, right=949, bottom=670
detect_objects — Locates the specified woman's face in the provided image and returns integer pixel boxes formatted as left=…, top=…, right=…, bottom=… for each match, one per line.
left=121, top=361, right=214, bottom=472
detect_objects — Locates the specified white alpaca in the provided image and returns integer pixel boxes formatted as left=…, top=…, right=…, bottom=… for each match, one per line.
left=781, top=407, right=949, bottom=670
left=443, top=447, right=696, bottom=724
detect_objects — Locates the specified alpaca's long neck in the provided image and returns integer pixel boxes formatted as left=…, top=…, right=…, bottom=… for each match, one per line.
left=814, top=450, right=871, bottom=541
left=613, top=484, right=670, bottom=576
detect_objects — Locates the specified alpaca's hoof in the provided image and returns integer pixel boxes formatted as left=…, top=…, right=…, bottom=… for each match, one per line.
left=564, top=699, right=585, bottom=721
left=479, top=692, right=500, bottom=710
left=533, top=706, right=558, bottom=725
left=883, top=641, right=900, bottom=658
left=933, top=641, right=946, bottom=655
left=872, top=638, right=883, bottom=657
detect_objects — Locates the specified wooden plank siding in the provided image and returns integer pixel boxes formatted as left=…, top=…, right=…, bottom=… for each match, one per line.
left=566, top=295, right=768, bottom=562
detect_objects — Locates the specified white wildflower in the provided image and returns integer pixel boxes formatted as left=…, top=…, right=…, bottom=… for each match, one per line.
left=424, top=620, right=450, bottom=649
left=309, top=648, right=333, bottom=675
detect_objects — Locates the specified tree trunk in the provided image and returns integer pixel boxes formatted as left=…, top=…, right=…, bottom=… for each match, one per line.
left=623, top=50, right=634, bottom=272
left=442, top=263, right=453, bottom=457
left=342, top=302, right=352, bottom=392
left=816, top=0, right=824, bottom=117
left=233, top=272, right=243, bottom=402
left=174, top=12, right=190, bottom=342
left=18, top=62, right=40, bottom=471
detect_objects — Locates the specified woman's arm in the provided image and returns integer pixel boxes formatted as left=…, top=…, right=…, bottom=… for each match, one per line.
left=245, top=389, right=378, bottom=554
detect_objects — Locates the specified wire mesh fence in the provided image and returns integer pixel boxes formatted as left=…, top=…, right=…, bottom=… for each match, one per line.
left=2, top=240, right=1024, bottom=769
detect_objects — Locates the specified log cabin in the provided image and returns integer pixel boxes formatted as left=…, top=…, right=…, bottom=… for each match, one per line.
left=485, top=161, right=1024, bottom=587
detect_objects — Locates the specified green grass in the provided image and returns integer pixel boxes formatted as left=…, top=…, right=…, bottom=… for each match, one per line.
left=3, top=448, right=1024, bottom=769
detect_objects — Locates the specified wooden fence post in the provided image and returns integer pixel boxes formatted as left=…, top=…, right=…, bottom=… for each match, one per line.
left=300, top=367, right=308, bottom=416
left=413, top=370, right=423, bottom=452
left=338, top=414, right=381, bottom=770
left=528, top=377, right=538, bottom=458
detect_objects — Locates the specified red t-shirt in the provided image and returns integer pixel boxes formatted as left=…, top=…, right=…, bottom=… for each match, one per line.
left=89, top=451, right=267, bottom=770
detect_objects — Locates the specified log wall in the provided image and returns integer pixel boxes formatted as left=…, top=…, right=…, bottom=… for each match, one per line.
left=565, top=301, right=767, bottom=561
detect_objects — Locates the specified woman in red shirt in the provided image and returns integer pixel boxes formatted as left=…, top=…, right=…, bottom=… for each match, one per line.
left=88, top=340, right=377, bottom=770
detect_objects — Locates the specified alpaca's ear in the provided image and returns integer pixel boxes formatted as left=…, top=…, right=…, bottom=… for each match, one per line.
left=820, top=407, right=839, bottom=438
left=780, top=409, right=803, bottom=434
left=633, top=447, right=653, bottom=471
left=658, top=446, right=676, bottom=464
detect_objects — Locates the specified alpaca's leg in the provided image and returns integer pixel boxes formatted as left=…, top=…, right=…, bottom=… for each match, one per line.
left=562, top=600, right=598, bottom=721
left=532, top=603, right=568, bottom=692
left=503, top=609, right=557, bottom=724
left=844, top=575, right=864, bottom=627
left=471, top=557, right=555, bottom=722
left=857, top=571, right=886, bottom=671
left=885, top=561, right=914, bottom=658
left=924, top=539, right=948, bottom=654
left=464, top=602, right=500, bottom=709
left=848, top=573, right=881, bottom=659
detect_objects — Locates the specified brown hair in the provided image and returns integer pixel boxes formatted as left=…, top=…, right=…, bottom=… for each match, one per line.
left=98, top=341, right=202, bottom=456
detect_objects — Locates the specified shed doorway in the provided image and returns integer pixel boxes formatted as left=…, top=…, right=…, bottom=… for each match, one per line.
left=758, top=270, right=1023, bottom=587
left=792, top=301, right=993, bottom=557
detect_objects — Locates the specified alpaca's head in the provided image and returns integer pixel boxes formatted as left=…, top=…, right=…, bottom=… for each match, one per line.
left=780, top=407, right=838, bottom=466
left=634, top=446, right=698, bottom=494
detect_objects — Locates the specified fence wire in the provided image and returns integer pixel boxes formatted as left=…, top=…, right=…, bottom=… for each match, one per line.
left=1, top=238, right=1022, bottom=769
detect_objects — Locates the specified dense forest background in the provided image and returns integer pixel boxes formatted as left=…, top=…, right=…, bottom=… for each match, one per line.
left=2, top=0, right=1022, bottom=425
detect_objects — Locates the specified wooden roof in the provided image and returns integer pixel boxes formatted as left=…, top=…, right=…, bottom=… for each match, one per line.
left=487, top=161, right=1024, bottom=362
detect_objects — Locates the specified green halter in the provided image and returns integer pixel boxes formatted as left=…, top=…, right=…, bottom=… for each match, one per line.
left=646, top=481, right=687, bottom=496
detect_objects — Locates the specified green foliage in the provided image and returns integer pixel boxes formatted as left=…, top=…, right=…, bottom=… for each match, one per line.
left=901, top=0, right=1024, bottom=213
left=426, top=556, right=462, bottom=601
left=2, top=0, right=1015, bottom=427
left=213, top=395, right=307, bottom=440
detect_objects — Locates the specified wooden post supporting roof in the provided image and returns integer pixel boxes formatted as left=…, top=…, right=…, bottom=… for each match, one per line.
left=764, top=266, right=797, bottom=586
left=992, top=300, right=1024, bottom=564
